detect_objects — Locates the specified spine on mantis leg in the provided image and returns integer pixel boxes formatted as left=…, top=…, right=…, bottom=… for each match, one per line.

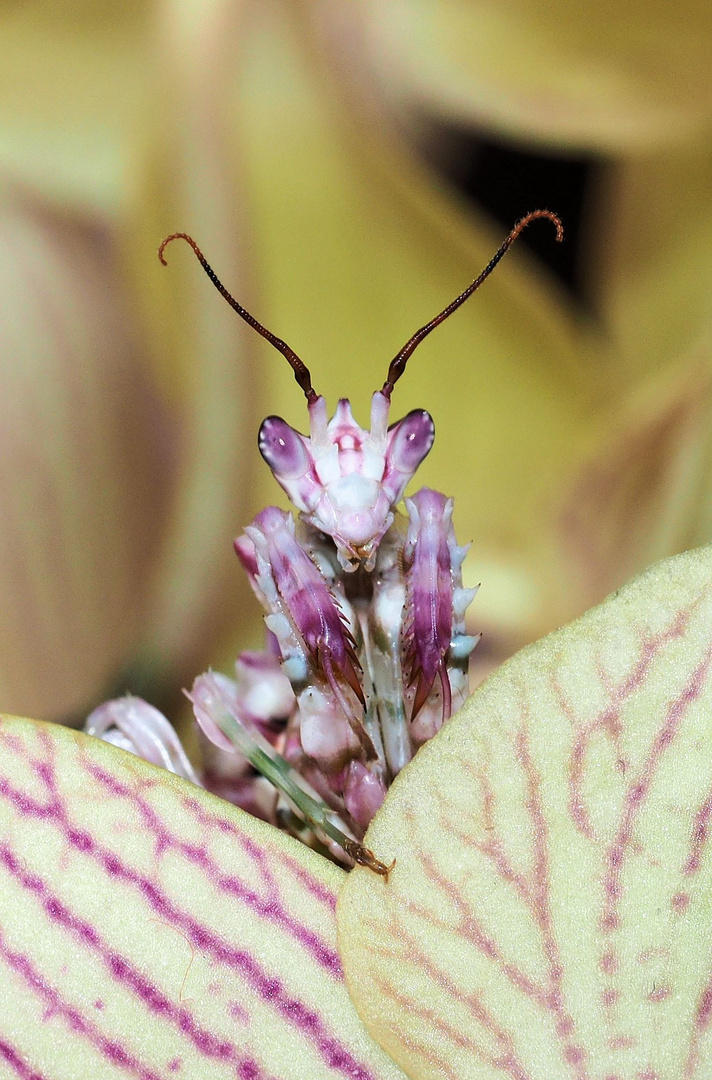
left=188, top=668, right=392, bottom=876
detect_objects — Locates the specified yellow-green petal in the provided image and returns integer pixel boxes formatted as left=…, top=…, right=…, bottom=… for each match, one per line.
left=339, top=545, right=712, bottom=1079
left=336, top=0, right=712, bottom=151
left=0, top=716, right=406, bottom=1080
left=0, top=190, right=175, bottom=720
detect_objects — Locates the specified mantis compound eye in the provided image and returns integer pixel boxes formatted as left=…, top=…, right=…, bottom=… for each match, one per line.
left=258, top=416, right=310, bottom=480
left=387, top=409, right=435, bottom=474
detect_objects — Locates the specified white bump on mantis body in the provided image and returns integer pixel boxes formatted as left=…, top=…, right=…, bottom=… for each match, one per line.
left=453, top=587, right=478, bottom=618
left=450, top=634, right=479, bottom=660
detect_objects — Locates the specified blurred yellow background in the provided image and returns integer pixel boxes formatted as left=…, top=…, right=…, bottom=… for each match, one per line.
left=2, top=0, right=712, bottom=723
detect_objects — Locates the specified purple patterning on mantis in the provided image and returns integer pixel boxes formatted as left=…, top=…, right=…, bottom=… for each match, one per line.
left=86, top=210, right=563, bottom=877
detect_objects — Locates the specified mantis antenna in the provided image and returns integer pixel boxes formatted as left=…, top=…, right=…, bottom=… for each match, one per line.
left=158, top=232, right=318, bottom=404
left=382, top=209, right=564, bottom=398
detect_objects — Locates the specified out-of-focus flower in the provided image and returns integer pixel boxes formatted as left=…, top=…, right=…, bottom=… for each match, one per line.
left=327, top=0, right=712, bottom=150
left=0, top=0, right=257, bottom=719
left=471, top=352, right=712, bottom=680
left=4, top=0, right=712, bottom=722
left=0, top=186, right=176, bottom=719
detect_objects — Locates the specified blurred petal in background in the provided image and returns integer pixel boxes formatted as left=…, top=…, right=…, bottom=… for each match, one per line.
left=2, top=0, right=712, bottom=723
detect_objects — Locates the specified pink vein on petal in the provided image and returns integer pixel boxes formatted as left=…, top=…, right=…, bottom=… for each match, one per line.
left=600, top=644, right=712, bottom=938
left=562, top=607, right=696, bottom=842
left=684, top=786, right=712, bottom=877
left=0, top=752, right=377, bottom=1080
left=82, top=761, right=342, bottom=976
left=409, top=753, right=589, bottom=1080
left=0, top=1034, right=53, bottom=1080
left=0, top=844, right=272, bottom=1080
left=179, top=794, right=338, bottom=911
left=0, top=924, right=166, bottom=1080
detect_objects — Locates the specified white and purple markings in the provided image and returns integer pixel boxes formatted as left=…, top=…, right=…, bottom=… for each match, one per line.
left=231, top=389, right=478, bottom=842
left=155, top=212, right=563, bottom=858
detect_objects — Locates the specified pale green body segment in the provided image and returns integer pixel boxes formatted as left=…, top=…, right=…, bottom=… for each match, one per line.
left=0, top=717, right=406, bottom=1080
left=339, top=547, right=712, bottom=1080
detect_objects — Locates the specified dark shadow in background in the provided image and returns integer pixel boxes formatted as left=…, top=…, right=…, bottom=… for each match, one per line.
left=417, top=119, right=603, bottom=310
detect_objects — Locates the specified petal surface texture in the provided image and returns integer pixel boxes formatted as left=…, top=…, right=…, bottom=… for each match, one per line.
left=339, top=545, right=712, bottom=1079
left=0, top=717, right=406, bottom=1080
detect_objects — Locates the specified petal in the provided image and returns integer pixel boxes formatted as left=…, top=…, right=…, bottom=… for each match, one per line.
left=0, top=189, right=176, bottom=720
left=339, top=545, right=712, bottom=1079
left=0, top=716, right=406, bottom=1080
left=325, top=2, right=712, bottom=151
left=554, top=359, right=712, bottom=613
left=0, top=3, right=149, bottom=212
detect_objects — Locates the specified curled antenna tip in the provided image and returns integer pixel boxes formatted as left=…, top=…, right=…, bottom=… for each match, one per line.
left=512, top=209, right=564, bottom=244
left=158, top=232, right=204, bottom=267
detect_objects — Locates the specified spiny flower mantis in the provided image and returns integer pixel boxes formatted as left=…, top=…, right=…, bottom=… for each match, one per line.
left=91, top=210, right=563, bottom=876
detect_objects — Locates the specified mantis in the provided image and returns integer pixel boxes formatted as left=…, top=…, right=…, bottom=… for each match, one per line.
left=154, top=210, right=563, bottom=876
